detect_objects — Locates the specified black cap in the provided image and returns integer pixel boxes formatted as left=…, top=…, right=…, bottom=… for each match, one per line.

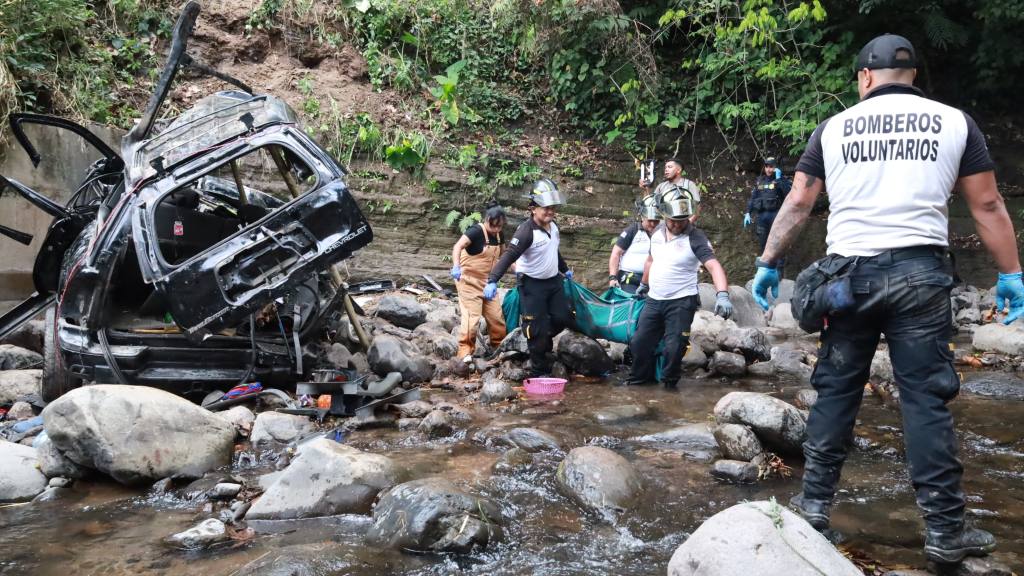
left=855, top=34, right=916, bottom=72
left=763, top=156, right=777, bottom=167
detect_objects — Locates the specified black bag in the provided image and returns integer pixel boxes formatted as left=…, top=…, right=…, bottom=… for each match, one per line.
left=791, top=255, right=859, bottom=333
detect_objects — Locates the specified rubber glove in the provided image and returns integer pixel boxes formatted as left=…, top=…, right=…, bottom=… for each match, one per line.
left=774, top=168, right=783, bottom=179
left=752, top=260, right=780, bottom=310
left=742, top=213, right=752, bottom=228
left=450, top=265, right=462, bottom=281
left=635, top=283, right=649, bottom=299
left=609, top=276, right=620, bottom=288
left=996, top=271, right=1024, bottom=324
left=564, top=269, right=574, bottom=280
left=483, top=282, right=498, bottom=300
left=714, top=291, right=733, bottom=319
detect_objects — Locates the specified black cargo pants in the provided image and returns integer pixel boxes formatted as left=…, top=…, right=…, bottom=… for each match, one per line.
left=629, top=294, right=700, bottom=386
left=802, top=246, right=964, bottom=532
left=519, top=275, right=574, bottom=376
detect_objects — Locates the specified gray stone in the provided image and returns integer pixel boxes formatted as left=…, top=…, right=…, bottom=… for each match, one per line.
left=35, top=433, right=87, bottom=479
left=709, top=351, right=747, bottom=376
left=480, top=372, right=516, bottom=404
left=591, top=404, right=649, bottom=424
left=210, top=482, right=242, bottom=499
left=425, top=301, right=459, bottom=332
left=42, top=385, right=236, bottom=485
left=718, top=327, right=770, bottom=362
left=250, top=412, right=316, bottom=446
left=325, top=342, right=353, bottom=369
left=961, top=372, right=1024, bottom=400
left=667, top=501, right=862, bottom=576
left=554, top=331, right=614, bottom=376
left=0, top=344, right=42, bottom=370
left=973, top=323, right=1024, bottom=355
left=714, top=391, right=807, bottom=454
left=247, top=438, right=401, bottom=520
left=397, top=417, right=421, bottom=431
left=550, top=361, right=569, bottom=380
left=871, top=347, right=894, bottom=381
left=726, top=285, right=768, bottom=328
left=711, top=459, right=759, bottom=483
left=375, top=295, right=427, bottom=329
left=494, top=447, right=534, bottom=472
left=794, top=389, right=819, bottom=409
left=368, top=477, right=502, bottom=553
left=367, top=335, right=434, bottom=382
left=165, top=518, right=228, bottom=550
left=7, top=401, right=34, bottom=420
left=713, top=424, right=763, bottom=461
left=771, top=347, right=813, bottom=381
left=432, top=401, right=472, bottom=422
left=502, top=427, right=561, bottom=453
left=767, top=302, right=800, bottom=332
left=391, top=400, right=434, bottom=418
left=748, top=361, right=775, bottom=376
left=606, top=341, right=628, bottom=364
left=690, top=311, right=734, bottom=355
left=633, top=423, right=718, bottom=451
left=350, top=352, right=370, bottom=373
left=48, top=476, right=70, bottom=488
left=949, top=556, right=1014, bottom=576
left=495, top=327, right=528, bottom=356
left=681, top=345, right=707, bottom=370
left=499, top=360, right=529, bottom=382
left=218, top=405, right=256, bottom=436
left=0, top=440, right=47, bottom=502
left=556, top=446, right=641, bottom=513
left=418, top=409, right=454, bottom=438
left=32, top=486, right=69, bottom=502
left=0, top=369, right=41, bottom=405
left=0, top=320, right=45, bottom=353
left=956, top=307, right=982, bottom=325
left=412, top=322, right=459, bottom=360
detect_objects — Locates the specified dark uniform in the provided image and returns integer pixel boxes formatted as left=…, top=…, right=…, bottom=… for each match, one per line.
left=746, top=172, right=791, bottom=251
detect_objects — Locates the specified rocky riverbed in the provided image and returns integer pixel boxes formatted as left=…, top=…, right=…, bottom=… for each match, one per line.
left=1, top=286, right=1023, bottom=575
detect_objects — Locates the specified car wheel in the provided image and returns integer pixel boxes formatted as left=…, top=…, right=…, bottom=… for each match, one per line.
left=42, top=306, right=82, bottom=402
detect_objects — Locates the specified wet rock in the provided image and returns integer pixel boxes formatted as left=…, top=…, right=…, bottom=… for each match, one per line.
left=871, top=347, right=894, bottom=381
left=667, top=501, right=862, bottom=576
left=42, top=385, right=236, bottom=485
left=375, top=295, right=427, bottom=329
left=412, top=322, right=459, bottom=360
left=250, top=412, right=316, bottom=446
left=0, top=369, right=41, bottom=405
left=324, top=342, right=353, bottom=369
left=681, top=345, right=707, bottom=370
left=591, top=404, right=649, bottom=424
left=7, top=400, right=35, bottom=420
left=425, top=302, right=459, bottom=332
left=0, top=319, right=45, bottom=353
left=962, top=372, right=1024, bottom=400
left=748, top=361, right=775, bottom=376
left=713, top=424, right=763, bottom=462
left=726, top=285, right=768, bottom=328
left=794, top=389, right=819, bottom=409
left=554, top=331, right=613, bottom=376
left=367, top=335, right=434, bottom=382
left=502, top=427, right=561, bottom=453
left=32, top=486, right=69, bottom=502
left=767, top=302, right=800, bottom=332
left=771, top=347, right=813, bottom=381
left=418, top=409, right=454, bottom=438
left=945, top=556, right=1015, bottom=576
left=495, top=327, right=528, bottom=356
left=151, top=478, right=174, bottom=494
left=605, top=341, right=627, bottom=363
left=432, top=401, right=472, bottom=422
left=247, top=438, right=401, bottom=520
left=973, top=323, right=1024, bottom=355
left=718, top=327, right=770, bottom=362
left=165, top=519, right=228, bottom=550
left=368, top=477, right=502, bottom=553
left=499, top=360, right=529, bottom=382
left=397, top=417, right=421, bottom=431
left=0, top=344, right=42, bottom=370
left=494, top=447, right=534, bottom=472
left=709, top=351, right=747, bottom=376
left=956, top=307, right=982, bottom=325
left=690, top=311, right=733, bottom=355
left=210, top=482, right=242, bottom=499
left=556, top=446, right=641, bottom=513
left=392, top=400, right=434, bottom=418
left=35, top=433, right=87, bottom=479
left=633, top=423, right=718, bottom=452
left=218, top=405, right=256, bottom=436
left=0, top=440, right=47, bottom=502
left=480, top=372, right=516, bottom=404
left=48, top=476, right=71, bottom=488
left=713, top=391, right=807, bottom=455
left=711, top=459, right=759, bottom=483
left=473, top=358, right=490, bottom=374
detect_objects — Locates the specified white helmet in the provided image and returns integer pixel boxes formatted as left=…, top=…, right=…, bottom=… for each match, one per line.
left=658, top=185, right=695, bottom=220
left=637, top=194, right=660, bottom=220
left=525, top=178, right=566, bottom=207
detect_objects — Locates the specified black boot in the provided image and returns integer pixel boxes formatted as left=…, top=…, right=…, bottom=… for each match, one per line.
left=924, top=526, right=996, bottom=564
left=789, top=493, right=831, bottom=531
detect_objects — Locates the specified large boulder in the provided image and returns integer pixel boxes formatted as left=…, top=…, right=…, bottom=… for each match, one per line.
left=700, top=284, right=766, bottom=327
left=714, top=392, right=806, bottom=454
left=246, top=438, right=402, bottom=520
left=0, top=440, right=47, bottom=502
left=554, top=331, right=614, bottom=376
left=375, top=295, right=427, bottom=329
left=667, top=500, right=862, bottom=576
left=367, top=335, right=434, bottom=382
left=718, top=327, right=770, bottom=362
left=713, top=424, right=763, bottom=462
left=556, top=446, right=641, bottom=513
left=218, top=405, right=256, bottom=436
left=501, top=427, right=562, bottom=453
left=368, top=477, right=502, bottom=553
left=480, top=371, right=516, bottom=404
left=767, top=302, right=800, bottom=332
left=0, top=370, right=41, bottom=405
left=0, top=345, right=42, bottom=370
left=35, top=433, right=88, bottom=479
left=690, top=311, right=734, bottom=355
left=972, top=323, right=1024, bottom=355
left=709, top=351, right=746, bottom=376
left=495, top=327, right=529, bottom=356
left=425, top=299, right=460, bottom=332
left=412, top=322, right=459, bottom=360
left=324, top=342, right=353, bottom=370
left=41, top=385, right=236, bottom=485
left=771, top=347, right=813, bottom=381
left=249, top=412, right=315, bottom=445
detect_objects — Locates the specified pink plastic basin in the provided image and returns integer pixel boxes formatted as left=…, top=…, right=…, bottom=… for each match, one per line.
left=523, top=377, right=567, bottom=396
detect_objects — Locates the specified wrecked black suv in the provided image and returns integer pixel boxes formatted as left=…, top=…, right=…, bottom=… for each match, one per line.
left=0, top=3, right=372, bottom=401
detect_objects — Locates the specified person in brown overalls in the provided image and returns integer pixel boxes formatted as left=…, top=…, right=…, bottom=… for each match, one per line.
left=450, top=204, right=508, bottom=362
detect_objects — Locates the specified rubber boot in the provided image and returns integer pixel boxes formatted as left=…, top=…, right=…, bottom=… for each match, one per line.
left=924, top=526, right=996, bottom=564
left=789, top=493, right=831, bottom=531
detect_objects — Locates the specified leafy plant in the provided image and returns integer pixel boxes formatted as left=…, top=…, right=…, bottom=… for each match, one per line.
left=385, top=130, right=430, bottom=173
left=429, top=59, right=480, bottom=126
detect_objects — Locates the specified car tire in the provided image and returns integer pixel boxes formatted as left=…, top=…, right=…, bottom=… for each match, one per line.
left=42, top=306, right=81, bottom=402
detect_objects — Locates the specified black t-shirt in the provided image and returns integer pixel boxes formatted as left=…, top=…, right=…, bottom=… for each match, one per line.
left=464, top=223, right=502, bottom=256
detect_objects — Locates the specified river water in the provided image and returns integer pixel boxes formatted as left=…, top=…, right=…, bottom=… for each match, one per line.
left=2, top=358, right=1022, bottom=575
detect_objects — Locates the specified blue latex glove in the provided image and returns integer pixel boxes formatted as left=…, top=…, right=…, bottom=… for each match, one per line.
left=742, top=213, right=752, bottom=228
left=752, top=263, right=780, bottom=310
left=564, top=269, right=574, bottom=280
left=450, top=265, right=462, bottom=281
left=996, top=272, right=1024, bottom=324
left=483, top=282, right=498, bottom=300
left=774, top=167, right=783, bottom=179
left=714, top=291, right=733, bottom=319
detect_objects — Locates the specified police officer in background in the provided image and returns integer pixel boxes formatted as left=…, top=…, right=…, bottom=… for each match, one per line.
left=608, top=194, right=660, bottom=294
left=743, top=156, right=791, bottom=253
left=484, top=178, right=574, bottom=377
left=751, top=34, right=1024, bottom=564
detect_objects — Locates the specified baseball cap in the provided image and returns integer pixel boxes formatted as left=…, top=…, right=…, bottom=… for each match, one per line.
left=763, top=156, right=777, bottom=166
left=855, top=34, right=916, bottom=72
